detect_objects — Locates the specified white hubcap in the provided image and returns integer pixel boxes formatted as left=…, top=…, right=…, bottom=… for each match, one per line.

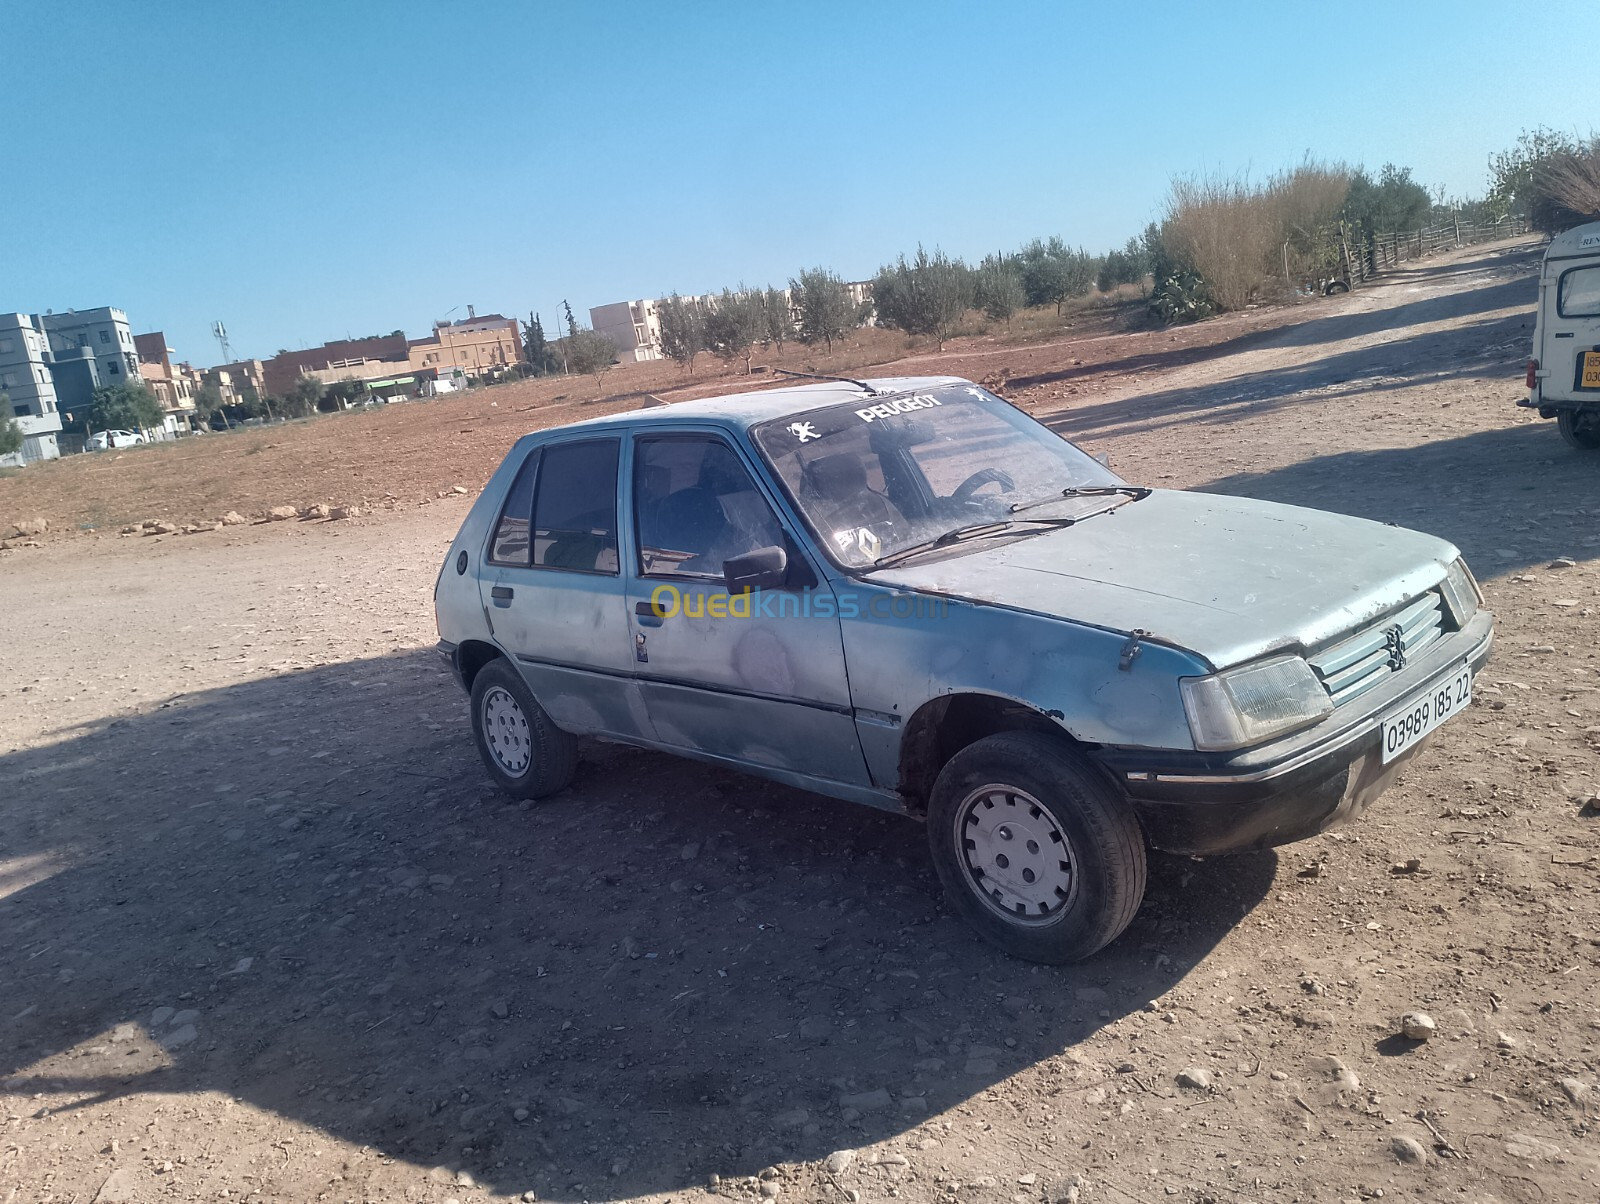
left=956, top=784, right=1076, bottom=924
left=481, top=686, right=532, bottom=777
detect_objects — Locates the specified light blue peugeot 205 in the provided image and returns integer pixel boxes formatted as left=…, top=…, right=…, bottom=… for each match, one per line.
left=434, top=375, right=1493, bottom=962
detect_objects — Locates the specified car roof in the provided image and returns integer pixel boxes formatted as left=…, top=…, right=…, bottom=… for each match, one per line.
left=1546, top=220, right=1600, bottom=260
left=527, top=375, right=970, bottom=439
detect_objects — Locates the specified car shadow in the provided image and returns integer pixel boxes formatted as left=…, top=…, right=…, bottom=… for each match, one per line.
left=0, top=648, right=1276, bottom=1200
left=1199, top=422, right=1598, bottom=577
left=1035, top=249, right=1540, bottom=445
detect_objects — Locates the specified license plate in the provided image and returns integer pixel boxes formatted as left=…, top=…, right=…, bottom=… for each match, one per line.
left=1583, top=351, right=1600, bottom=390
left=1380, top=665, right=1472, bottom=763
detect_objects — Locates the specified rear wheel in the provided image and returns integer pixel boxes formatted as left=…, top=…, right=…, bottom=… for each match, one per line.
left=1558, top=408, right=1600, bottom=451
left=469, top=659, right=577, bottom=799
left=926, top=732, right=1147, bottom=963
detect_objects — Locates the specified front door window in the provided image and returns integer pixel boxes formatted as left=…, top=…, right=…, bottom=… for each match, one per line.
left=633, top=437, right=785, bottom=579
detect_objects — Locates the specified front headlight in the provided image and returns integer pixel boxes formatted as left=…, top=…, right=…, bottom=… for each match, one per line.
left=1439, top=557, right=1482, bottom=627
left=1180, top=655, right=1334, bottom=752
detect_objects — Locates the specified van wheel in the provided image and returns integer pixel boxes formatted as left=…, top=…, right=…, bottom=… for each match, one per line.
left=1558, top=409, right=1600, bottom=451
left=469, top=659, right=577, bottom=799
left=926, top=732, right=1146, bottom=963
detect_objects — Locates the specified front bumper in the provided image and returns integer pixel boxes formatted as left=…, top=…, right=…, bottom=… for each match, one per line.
left=1092, top=611, right=1494, bottom=856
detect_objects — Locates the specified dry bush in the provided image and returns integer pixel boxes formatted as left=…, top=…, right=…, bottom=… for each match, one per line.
left=1540, top=139, right=1600, bottom=225
left=1163, top=163, right=1351, bottom=311
left=1163, top=172, right=1282, bottom=311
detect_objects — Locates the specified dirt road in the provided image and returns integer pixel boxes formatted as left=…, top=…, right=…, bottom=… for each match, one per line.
left=3, top=239, right=1598, bottom=1204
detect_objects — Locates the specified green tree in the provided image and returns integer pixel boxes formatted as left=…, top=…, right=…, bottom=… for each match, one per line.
left=1342, top=164, right=1431, bottom=237
left=789, top=267, right=856, bottom=354
left=0, top=399, right=22, bottom=459
left=974, top=253, right=1026, bottom=325
left=762, top=286, right=794, bottom=349
left=1019, top=237, right=1096, bottom=313
left=655, top=293, right=705, bottom=373
left=83, top=382, right=164, bottom=434
left=522, top=312, right=559, bottom=376
left=871, top=246, right=973, bottom=350
left=1096, top=236, right=1151, bottom=291
left=562, top=329, right=617, bottom=384
left=703, top=289, right=764, bottom=373
left=282, top=375, right=324, bottom=418
left=1486, top=128, right=1600, bottom=231
left=189, top=383, right=224, bottom=428
left=561, top=299, right=581, bottom=341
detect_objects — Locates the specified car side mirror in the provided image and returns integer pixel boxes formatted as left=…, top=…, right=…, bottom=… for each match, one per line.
left=724, top=545, right=787, bottom=593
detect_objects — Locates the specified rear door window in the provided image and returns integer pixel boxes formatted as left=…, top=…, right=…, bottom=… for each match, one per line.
left=488, top=449, right=539, bottom=565
left=1558, top=265, right=1600, bottom=318
left=531, top=439, right=620, bottom=573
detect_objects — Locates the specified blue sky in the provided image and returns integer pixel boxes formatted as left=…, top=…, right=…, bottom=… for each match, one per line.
left=7, top=0, right=1597, bottom=367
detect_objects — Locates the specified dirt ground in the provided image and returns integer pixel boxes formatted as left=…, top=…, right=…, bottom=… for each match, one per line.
left=3, top=237, right=1598, bottom=1204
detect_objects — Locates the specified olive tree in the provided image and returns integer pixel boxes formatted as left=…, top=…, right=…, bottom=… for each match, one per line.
left=789, top=267, right=856, bottom=354
left=703, top=289, right=764, bottom=373
left=655, top=293, right=705, bottom=373
left=871, top=246, right=973, bottom=350
left=565, top=329, right=619, bottom=384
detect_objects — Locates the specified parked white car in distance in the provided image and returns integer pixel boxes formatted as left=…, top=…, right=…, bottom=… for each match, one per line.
left=86, top=430, right=148, bottom=451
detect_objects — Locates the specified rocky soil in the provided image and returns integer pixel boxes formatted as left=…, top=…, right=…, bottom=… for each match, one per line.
left=3, top=237, right=1598, bottom=1204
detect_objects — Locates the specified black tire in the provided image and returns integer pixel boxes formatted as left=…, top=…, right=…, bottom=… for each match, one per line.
left=1558, top=408, right=1600, bottom=451
left=468, top=658, right=577, bottom=800
left=1323, top=280, right=1350, bottom=296
left=927, top=732, right=1146, bottom=963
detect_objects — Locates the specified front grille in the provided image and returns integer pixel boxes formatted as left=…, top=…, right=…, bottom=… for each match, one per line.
left=1308, top=592, right=1444, bottom=706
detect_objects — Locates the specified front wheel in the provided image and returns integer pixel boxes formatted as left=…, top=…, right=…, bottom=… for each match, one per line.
left=469, top=659, right=577, bottom=799
left=1558, top=408, right=1600, bottom=451
left=927, top=732, right=1147, bottom=963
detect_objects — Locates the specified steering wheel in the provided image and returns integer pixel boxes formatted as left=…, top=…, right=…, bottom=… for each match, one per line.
left=950, top=468, right=1016, bottom=504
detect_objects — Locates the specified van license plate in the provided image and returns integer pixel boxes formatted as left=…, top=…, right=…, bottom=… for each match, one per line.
left=1380, top=665, right=1472, bottom=763
left=1583, top=351, right=1600, bottom=389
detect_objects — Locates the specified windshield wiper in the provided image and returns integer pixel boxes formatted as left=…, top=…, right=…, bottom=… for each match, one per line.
left=1008, top=485, right=1152, bottom=515
left=872, top=517, right=1078, bottom=569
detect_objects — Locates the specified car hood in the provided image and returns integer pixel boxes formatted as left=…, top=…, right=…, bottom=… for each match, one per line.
left=865, top=490, right=1458, bottom=669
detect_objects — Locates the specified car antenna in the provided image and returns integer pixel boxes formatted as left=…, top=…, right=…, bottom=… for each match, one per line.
left=763, top=367, right=885, bottom=395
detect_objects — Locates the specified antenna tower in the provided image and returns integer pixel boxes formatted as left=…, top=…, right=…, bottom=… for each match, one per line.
left=212, top=321, right=234, bottom=364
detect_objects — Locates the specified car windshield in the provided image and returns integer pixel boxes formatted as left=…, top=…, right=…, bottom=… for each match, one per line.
left=752, top=383, right=1124, bottom=568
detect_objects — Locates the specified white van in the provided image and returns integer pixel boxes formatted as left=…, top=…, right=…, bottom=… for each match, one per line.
left=1525, top=220, right=1600, bottom=449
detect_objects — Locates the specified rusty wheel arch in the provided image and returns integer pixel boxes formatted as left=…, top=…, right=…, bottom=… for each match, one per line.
left=895, top=693, right=1090, bottom=814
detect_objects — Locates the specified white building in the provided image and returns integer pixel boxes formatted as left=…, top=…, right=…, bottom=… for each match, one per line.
left=589, top=298, right=668, bottom=363
left=0, top=312, right=63, bottom=465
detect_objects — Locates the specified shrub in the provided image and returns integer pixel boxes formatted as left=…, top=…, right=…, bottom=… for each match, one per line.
left=871, top=246, right=973, bottom=350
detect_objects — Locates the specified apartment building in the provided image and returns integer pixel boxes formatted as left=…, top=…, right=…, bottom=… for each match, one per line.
left=0, top=312, right=64, bottom=463
left=589, top=298, right=667, bottom=363
left=37, top=307, right=140, bottom=388
left=261, top=334, right=410, bottom=398
left=133, top=331, right=201, bottom=427
left=407, top=313, right=520, bottom=378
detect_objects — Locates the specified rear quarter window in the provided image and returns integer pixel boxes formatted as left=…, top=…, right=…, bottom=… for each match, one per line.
left=1558, top=264, right=1600, bottom=318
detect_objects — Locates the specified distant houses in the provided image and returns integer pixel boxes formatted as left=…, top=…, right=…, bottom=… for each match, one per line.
left=0, top=300, right=524, bottom=464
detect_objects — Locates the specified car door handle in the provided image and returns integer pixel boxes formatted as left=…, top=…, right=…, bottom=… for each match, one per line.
left=490, top=586, right=514, bottom=600
left=635, top=600, right=664, bottom=627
